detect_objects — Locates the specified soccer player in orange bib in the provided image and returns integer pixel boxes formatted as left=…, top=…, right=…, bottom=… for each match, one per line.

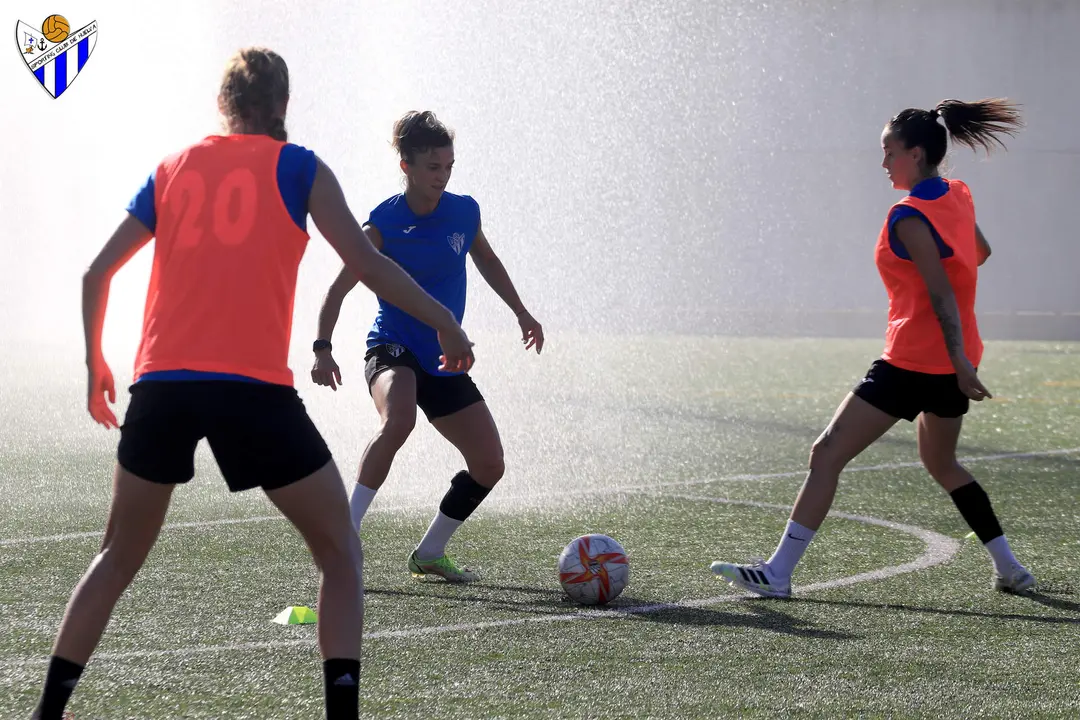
left=30, top=48, right=473, bottom=720
left=710, top=98, right=1036, bottom=599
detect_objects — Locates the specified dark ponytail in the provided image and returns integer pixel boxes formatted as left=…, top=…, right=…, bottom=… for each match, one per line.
left=936, top=98, right=1024, bottom=156
left=887, top=98, right=1024, bottom=169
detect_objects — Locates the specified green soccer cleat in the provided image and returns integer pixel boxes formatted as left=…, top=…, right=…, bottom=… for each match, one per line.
left=408, top=551, right=478, bottom=583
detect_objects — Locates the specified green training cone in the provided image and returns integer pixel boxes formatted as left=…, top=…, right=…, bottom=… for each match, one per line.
left=272, top=605, right=318, bottom=625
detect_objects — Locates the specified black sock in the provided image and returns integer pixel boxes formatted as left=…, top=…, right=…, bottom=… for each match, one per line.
left=949, top=481, right=1004, bottom=543
left=323, top=658, right=360, bottom=720
left=31, top=656, right=84, bottom=720
left=438, top=471, right=492, bottom=522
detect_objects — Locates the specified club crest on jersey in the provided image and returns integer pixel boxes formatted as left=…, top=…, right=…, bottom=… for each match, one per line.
left=15, top=14, right=97, bottom=99
left=386, top=343, right=405, bottom=358
left=447, top=232, right=466, bottom=255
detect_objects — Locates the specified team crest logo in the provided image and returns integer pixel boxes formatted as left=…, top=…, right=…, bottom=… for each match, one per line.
left=447, top=232, right=466, bottom=255
left=16, top=14, right=97, bottom=98
left=386, top=343, right=405, bottom=358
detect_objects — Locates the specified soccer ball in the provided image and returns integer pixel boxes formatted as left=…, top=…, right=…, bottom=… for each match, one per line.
left=557, top=534, right=629, bottom=605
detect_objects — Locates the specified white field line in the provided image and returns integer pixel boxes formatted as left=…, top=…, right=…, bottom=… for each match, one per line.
left=1, top=446, right=1076, bottom=548
left=0, top=495, right=960, bottom=668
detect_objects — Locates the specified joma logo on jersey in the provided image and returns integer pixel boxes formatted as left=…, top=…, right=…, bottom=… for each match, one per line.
left=447, top=232, right=466, bottom=255
left=15, top=14, right=98, bottom=98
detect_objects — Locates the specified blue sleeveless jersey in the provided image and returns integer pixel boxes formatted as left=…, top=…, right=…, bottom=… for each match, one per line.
left=365, top=192, right=481, bottom=376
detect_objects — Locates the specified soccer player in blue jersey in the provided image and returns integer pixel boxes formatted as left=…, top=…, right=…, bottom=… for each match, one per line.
left=312, top=110, right=543, bottom=582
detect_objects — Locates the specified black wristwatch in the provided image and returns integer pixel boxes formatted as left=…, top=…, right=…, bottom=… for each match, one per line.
left=313, top=339, right=332, bottom=352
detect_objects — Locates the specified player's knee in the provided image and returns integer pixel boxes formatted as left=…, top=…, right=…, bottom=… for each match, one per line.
left=347, top=532, right=363, bottom=569
left=94, top=545, right=145, bottom=588
left=332, top=539, right=363, bottom=582
left=320, top=552, right=362, bottom=602
left=470, top=453, right=505, bottom=486
left=921, top=451, right=961, bottom=484
left=378, top=412, right=416, bottom=447
left=313, top=529, right=362, bottom=577
left=809, top=432, right=846, bottom=474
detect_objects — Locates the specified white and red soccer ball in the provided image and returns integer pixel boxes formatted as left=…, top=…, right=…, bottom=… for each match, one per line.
left=558, top=534, right=629, bottom=605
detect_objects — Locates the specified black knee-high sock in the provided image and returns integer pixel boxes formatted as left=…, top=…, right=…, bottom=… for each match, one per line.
left=439, top=471, right=492, bottom=522
left=949, top=481, right=1004, bottom=543
left=323, top=658, right=360, bottom=720
left=31, top=656, right=84, bottom=720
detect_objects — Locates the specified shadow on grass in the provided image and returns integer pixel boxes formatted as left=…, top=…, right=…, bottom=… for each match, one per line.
left=629, top=600, right=856, bottom=640
left=795, top=595, right=1080, bottom=624
left=365, top=583, right=856, bottom=639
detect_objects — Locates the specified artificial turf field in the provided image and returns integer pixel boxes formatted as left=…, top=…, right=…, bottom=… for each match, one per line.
left=1, top=335, right=1077, bottom=718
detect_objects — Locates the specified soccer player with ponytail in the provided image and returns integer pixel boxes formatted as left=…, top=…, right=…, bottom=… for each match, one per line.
left=711, top=98, right=1035, bottom=599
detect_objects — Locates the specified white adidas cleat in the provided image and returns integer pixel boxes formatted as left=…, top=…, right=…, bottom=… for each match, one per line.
left=994, top=563, right=1036, bottom=593
left=710, top=559, right=791, bottom=599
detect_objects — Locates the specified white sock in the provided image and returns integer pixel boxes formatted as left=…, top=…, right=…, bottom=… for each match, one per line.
left=348, top=484, right=378, bottom=532
left=415, top=512, right=464, bottom=561
left=766, top=520, right=817, bottom=578
left=985, top=535, right=1020, bottom=576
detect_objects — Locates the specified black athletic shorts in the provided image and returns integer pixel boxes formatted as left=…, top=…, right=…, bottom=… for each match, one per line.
left=364, top=343, right=484, bottom=421
left=117, top=380, right=332, bottom=492
left=852, top=359, right=971, bottom=422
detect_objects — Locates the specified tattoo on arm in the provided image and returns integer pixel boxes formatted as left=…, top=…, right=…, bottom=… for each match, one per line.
left=929, top=290, right=964, bottom=357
